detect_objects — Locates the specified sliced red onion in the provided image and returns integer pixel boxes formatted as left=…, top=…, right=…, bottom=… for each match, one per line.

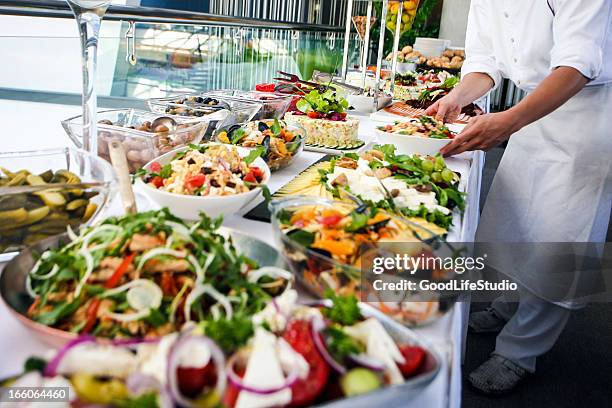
left=127, top=373, right=173, bottom=408
left=167, top=334, right=226, bottom=408
left=349, top=353, right=386, bottom=372
left=226, top=351, right=299, bottom=395
left=44, top=336, right=96, bottom=377
left=311, top=317, right=346, bottom=374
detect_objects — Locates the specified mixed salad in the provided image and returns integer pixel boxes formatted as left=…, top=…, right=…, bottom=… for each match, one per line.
left=320, top=145, right=465, bottom=231
left=216, top=119, right=304, bottom=171
left=291, top=89, right=350, bottom=122
left=25, top=209, right=285, bottom=338
left=12, top=291, right=429, bottom=407
left=377, top=116, right=454, bottom=139
left=138, top=144, right=266, bottom=196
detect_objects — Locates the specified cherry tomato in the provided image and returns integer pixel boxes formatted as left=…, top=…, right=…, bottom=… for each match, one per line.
left=320, top=215, right=343, bottom=227
left=177, top=364, right=218, bottom=398
left=283, top=320, right=330, bottom=407
left=150, top=176, right=164, bottom=188
left=307, top=111, right=320, bottom=119
left=397, top=345, right=426, bottom=378
left=340, top=112, right=347, bottom=119
left=150, top=161, right=162, bottom=173
left=249, top=166, right=264, bottom=182
left=243, top=171, right=257, bottom=183
left=255, top=83, right=276, bottom=92
left=186, top=174, right=206, bottom=189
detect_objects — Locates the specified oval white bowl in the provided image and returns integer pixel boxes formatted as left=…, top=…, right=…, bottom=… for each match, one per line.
left=138, top=144, right=270, bottom=220
left=375, top=128, right=451, bottom=156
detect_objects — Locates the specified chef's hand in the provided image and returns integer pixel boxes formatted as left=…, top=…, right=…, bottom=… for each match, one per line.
left=439, top=112, right=517, bottom=157
left=425, top=93, right=462, bottom=123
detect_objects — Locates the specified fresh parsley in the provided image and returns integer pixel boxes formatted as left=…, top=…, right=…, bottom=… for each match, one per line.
left=323, top=290, right=362, bottom=326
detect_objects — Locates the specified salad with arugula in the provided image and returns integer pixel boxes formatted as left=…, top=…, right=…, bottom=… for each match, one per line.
left=25, top=209, right=287, bottom=338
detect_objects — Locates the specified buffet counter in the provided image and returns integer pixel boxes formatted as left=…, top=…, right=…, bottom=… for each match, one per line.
left=0, top=100, right=483, bottom=408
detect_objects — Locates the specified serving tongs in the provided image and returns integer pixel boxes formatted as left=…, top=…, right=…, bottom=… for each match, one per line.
left=312, top=71, right=365, bottom=95
left=274, top=71, right=329, bottom=92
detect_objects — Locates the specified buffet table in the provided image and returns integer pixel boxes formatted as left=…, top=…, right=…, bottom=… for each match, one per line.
left=0, top=100, right=484, bottom=408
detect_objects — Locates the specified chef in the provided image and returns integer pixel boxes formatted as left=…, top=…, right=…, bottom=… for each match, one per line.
left=426, top=0, right=612, bottom=395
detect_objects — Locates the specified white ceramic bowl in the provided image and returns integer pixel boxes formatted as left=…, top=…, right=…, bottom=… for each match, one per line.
left=375, top=128, right=451, bottom=156
left=348, top=94, right=393, bottom=113
left=138, top=144, right=270, bottom=220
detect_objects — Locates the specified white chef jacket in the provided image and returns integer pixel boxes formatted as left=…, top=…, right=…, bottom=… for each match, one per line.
left=461, top=0, right=612, bottom=91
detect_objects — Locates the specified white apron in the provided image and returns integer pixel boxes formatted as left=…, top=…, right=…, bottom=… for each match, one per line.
left=476, top=84, right=612, bottom=308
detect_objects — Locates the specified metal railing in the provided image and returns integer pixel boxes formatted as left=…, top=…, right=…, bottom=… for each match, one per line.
left=0, top=0, right=345, bottom=32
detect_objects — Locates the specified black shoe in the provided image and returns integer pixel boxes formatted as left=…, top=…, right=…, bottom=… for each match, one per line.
left=468, top=307, right=506, bottom=333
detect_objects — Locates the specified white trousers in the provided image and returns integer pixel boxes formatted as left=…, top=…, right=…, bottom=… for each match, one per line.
left=490, top=291, right=571, bottom=372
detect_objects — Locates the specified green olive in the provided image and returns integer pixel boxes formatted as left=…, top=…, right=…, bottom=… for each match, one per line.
left=431, top=172, right=443, bottom=183
left=70, top=374, right=129, bottom=404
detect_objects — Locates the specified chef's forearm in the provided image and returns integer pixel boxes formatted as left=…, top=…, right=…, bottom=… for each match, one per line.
left=452, top=72, right=495, bottom=107
left=505, top=67, right=589, bottom=132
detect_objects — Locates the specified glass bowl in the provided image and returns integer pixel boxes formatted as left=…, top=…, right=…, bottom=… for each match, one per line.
left=0, top=147, right=115, bottom=260
left=147, top=93, right=263, bottom=125
left=207, top=89, right=294, bottom=120
left=269, top=196, right=461, bottom=326
left=213, top=119, right=306, bottom=172
left=62, top=109, right=209, bottom=173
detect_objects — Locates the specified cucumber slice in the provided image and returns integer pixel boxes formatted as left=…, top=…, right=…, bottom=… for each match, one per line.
left=340, top=368, right=382, bottom=397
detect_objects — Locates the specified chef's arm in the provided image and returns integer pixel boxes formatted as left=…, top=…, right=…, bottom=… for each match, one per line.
left=447, top=72, right=494, bottom=108
left=504, top=67, right=588, bottom=132
left=439, top=67, right=589, bottom=156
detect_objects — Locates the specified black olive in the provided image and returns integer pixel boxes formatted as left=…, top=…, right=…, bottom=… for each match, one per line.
left=187, top=158, right=196, bottom=165
left=210, top=179, right=220, bottom=187
left=227, top=181, right=236, bottom=188
left=201, top=167, right=214, bottom=175
left=258, top=121, right=270, bottom=132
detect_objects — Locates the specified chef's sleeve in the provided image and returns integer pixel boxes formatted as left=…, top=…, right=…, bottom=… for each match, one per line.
left=549, top=0, right=612, bottom=80
left=461, top=0, right=502, bottom=90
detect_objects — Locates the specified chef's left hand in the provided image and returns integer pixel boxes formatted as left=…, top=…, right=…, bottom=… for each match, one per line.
left=440, top=112, right=519, bottom=157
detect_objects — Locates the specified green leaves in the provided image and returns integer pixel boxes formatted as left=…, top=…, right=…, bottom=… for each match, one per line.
left=323, top=290, right=363, bottom=326
left=297, top=90, right=349, bottom=115
left=325, top=325, right=363, bottom=361
left=286, top=229, right=315, bottom=248
left=243, top=146, right=265, bottom=164
left=200, top=314, right=254, bottom=354
left=230, top=128, right=246, bottom=144
left=270, top=119, right=282, bottom=136
left=345, top=211, right=370, bottom=233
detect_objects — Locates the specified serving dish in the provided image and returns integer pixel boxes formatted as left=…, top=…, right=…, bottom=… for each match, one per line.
left=375, top=116, right=454, bottom=156
left=0, top=147, right=115, bottom=261
left=147, top=93, right=263, bottom=124
left=2, top=293, right=440, bottom=408
left=62, top=109, right=210, bottom=173
left=214, top=119, right=305, bottom=171
left=207, top=89, right=294, bottom=120
left=269, top=196, right=458, bottom=326
left=0, top=211, right=286, bottom=348
left=137, top=144, right=270, bottom=220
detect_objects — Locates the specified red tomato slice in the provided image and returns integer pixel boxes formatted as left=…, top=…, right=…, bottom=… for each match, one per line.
left=255, top=83, right=276, bottom=92
left=397, top=345, right=426, bottom=378
left=283, top=320, right=330, bottom=407
left=150, top=161, right=162, bottom=173
left=177, top=364, right=218, bottom=399
left=151, top=176, right=164, bottom=188
left=320, top=215, right=342, bottom=227
left=243, top=171, right=257, bottom=183
left=186, top=174, right=206, bottom=189
left=307, top=111, right=320, bottom=119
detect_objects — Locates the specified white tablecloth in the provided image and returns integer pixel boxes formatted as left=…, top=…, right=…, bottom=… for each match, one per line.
left=0, top=100, right=484, bottom=408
